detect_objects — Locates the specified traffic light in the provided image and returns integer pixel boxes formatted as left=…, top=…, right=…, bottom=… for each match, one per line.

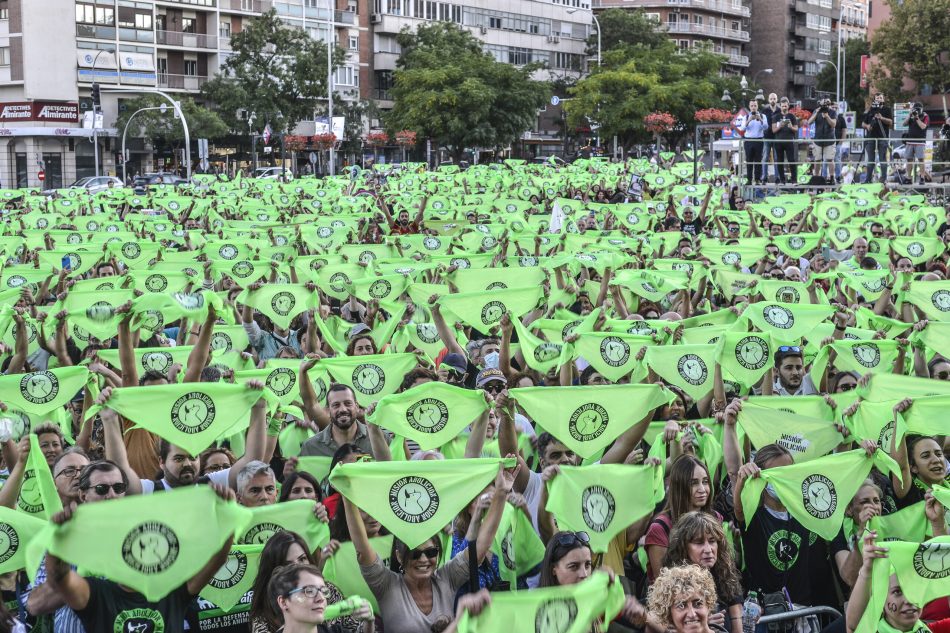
left=91, top=83, right=101, bottom=110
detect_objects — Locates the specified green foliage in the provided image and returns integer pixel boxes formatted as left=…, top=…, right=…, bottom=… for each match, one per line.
left=114, top=95, right=227, bottom=146
left=816, top=38, right=870, bottom=108
left=201, top=9, right=343, bottom=133
left=565, top=40, right=728, bottom=149
left=386, top=22, right=549, bottom=158
left=592, top=8, right=668, bottom=56
left=869, top=0, right=950, bottom=105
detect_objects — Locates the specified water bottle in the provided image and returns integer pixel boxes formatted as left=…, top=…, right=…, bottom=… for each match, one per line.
left=742, top=592, right=761, bottom=633
left=0, top=417, right=13, bottom=443
left=323, top=596, right=371, bottom=621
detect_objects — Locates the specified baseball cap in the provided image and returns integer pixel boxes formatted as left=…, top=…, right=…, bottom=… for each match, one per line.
left=348, top=323, right=371, bottom=339
left=441, top=353, right=467, bottom=375
left=475, top=368, right=506, bottom=389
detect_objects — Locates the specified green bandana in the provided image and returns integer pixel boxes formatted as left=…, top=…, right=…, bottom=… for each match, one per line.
left=716, top=331, right=773, bottom=388
left=492, top=503, right=546, bottom=587
left=237, top=284, right=314, bottom=330
left=16, top=434, right=64, bottom=520
left=368, top=381, right=489, bottom=451
left=0, top=507, right=46, bottom=573
left=329, top=458, right=509, bottom=548
left=237, top=499, right=330, bottom=552
left=437, top=286, right=544, bottom=331
left=25, top=486, right=250, bottom=601
left=97, top=346, right=195, bottom=376
left=0, top=366, right=89, bottom=414
left=738, top=402, right=843, bottom=462
left=811, top=339, right=902, bottom=379
left=320, top=353, right=420, bottom=407
left=545, top=464, right=661, bottom=553
left=323, top=535, right=394, bottom=611
left=510, top=384, right=672, bottom=459
left=740, top=301, right=834, bottom=345
left=903, top=281, right=950, bottom=322
left=511, top=318, right=567, bottom=375
left=571, top=332, right=655, bottom=382
left=644, top=344, right=717, bottom=402
left=198, top=544, right=264, bottom=613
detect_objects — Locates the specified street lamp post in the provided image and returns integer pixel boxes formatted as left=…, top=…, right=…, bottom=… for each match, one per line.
left=818, top=60, right=840, bottom=104
left=837, top=4, right=845, bottom=105
left=326, top=0, right=336, bottom=176
left=121, top=105, right=167, bottom=184
left=566, top=8, right=600, bottom=67
left=101, top=87, right=191, bottom=179
left=90, top=48, right=115, bottom=178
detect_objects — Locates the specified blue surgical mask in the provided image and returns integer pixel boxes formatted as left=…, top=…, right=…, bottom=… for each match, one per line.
left=765, top=482, right=780, bottom=500
left=483, top=352, right=500, bottom=369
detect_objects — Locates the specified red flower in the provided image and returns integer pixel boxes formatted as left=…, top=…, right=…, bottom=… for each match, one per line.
left=395, top=130, right=417, bottom=146
left=789, top=107, right=811, bottom=121
left=644, top=111, right=676, bottom=133
left=312, top=132, right=338, bottom=150
left=365, top=131, right=390, bottom=146
left=694, top=108, right=734, bottom=124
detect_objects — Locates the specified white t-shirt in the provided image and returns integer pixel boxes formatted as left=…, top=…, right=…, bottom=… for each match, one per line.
left=139, top=467, right=230, bottom=494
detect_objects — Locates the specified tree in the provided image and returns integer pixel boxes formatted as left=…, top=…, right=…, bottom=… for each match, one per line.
left=201, top=9, right=343, bottom=134
left=386, top=22, right=549, bottom=160
left=592, top=8, right=668, bottom=56
left=816, top=38, right=870, bottom=108
left=565, top=40, right=731, bottom=151
left=868, top=0, right=950, bottom=114
left=114, top=94, right=227, bottom=147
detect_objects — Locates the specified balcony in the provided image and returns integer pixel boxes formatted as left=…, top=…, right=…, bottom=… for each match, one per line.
left=220, top=0, right=272, bottom=11
left=665, top=21, right=750, bottom=41
left=668, top=0, right=750, bottom=18
left=155, top=0, right=217, bottom=7
left=795, top=0, right=836, bottom=16
left=726, top=54, right=749, bottom=66
left=157, top=30, right=218, bottom=49
left=76, top=24, right=117, bottom=40
left=158, top=73, right=209, bottom=90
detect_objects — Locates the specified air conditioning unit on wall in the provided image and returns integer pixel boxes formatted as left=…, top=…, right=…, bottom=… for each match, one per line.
left=371, top=13, right=382, bottom=23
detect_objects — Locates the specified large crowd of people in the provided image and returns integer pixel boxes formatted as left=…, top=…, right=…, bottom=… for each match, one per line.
left=0, top=152, right=948, bottom=633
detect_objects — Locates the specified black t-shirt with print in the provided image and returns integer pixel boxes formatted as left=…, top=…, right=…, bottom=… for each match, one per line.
left=77, top=578, right=192, bottom=633
left=740, top=505, right=813, bottom=605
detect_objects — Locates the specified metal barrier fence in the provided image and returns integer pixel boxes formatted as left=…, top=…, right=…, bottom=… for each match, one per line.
left=718, top=136, right=950, bottom=197
left=759, top=605, right=843, bottom=633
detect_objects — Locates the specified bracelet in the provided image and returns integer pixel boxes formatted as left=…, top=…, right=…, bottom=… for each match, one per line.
left=835, top=325, right=846, bottom=331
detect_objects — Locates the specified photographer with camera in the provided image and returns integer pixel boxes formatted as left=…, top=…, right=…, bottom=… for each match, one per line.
left=760, top=93, right=780, bottom=182
left=862, top=93, right=893, bottom=182
left=903, top=102, right=930, bottom=184
left=808, top=99, right=838, bottom=184
left=739, top=99, right=768, bottom=185
left=770, top=97, right=799, bottom=185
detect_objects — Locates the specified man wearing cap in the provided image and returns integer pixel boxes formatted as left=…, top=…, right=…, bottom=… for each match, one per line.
left=475, top=368, right=507, bottom=400
left=437, top=352, right=468, bottom=386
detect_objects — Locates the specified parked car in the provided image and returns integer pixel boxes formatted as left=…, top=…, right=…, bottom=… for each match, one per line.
left=132, top=172, right=190, bottom=194
left=45, top=176, right=124, bottom=195
left=252, top=167, right=294, bottom=180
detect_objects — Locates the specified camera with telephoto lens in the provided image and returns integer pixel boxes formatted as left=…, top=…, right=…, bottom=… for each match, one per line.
left=818, top=98, right=832, bottom=114
left=910, top=103, right=923, bottom=119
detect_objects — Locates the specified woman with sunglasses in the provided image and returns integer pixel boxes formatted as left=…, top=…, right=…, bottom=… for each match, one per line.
left=538, top=530, right=593, bottom=588
left=267, top=563, right=374, bottom=633
left=342, top=464, right=513, bottom=633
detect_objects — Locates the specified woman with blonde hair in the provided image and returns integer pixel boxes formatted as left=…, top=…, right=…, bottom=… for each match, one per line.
left=648, top=565, right=719, bottom=633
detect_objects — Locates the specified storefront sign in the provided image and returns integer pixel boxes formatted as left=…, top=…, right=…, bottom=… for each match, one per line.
left=0, top=102, right=80, bottom=123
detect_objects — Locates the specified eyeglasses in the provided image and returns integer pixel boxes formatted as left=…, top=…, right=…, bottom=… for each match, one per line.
left=87, top=482, right=127, bottom=495
left=409, top=547, right=440, bottom=560
left=287, top=585, right=330, bottom=601
left=936, top=371, right=950, bottom=380
left=778, top=346, right=801, bottom=353
left=55, top=467, right=83, bottom=480
left=203, top=463, right=228, bottom=473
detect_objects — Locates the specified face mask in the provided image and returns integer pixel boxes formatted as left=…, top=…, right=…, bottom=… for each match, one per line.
left=765, top=482, right=780, bottom=500
left=483, top=352, right=500, bottom=369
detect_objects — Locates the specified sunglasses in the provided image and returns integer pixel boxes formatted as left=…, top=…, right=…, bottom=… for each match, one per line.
left=837, top=382, right=857, bottom=392
left=88, top=482, right=127, bottom=495
left=554, top=531, right=590, bottom=549
left=483, top=382, right=504, bottom=394
left=409, top=547, right=440, bottom=560
left=778, top=346, right=801, bottom=353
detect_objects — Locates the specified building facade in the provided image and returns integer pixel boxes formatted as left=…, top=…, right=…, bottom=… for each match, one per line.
left=0, top=0, right=369, bottom=188
left=590, top=0, right=751, bottom=74
left=838, top=0, right=867, bottom=41
left=748, top=0, right=839, bottom=103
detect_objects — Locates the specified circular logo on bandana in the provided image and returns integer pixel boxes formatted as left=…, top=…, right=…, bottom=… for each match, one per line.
left=121, top=522, right=180, bottom=573
left=763, top=305, right=794, bottom=329
left=534, top=343, right=561, bottom=363
left=721, top=251, right=741, bottom=266
left=907, top=242, right=925, bottom=258
left=825, top=206, right=841, bottom=221
left=802, top=474, right=837, bottom=519
left=17, top=471, right=42, bottom=514
left=771, top=206, right=787, bottom=219
left=145, top=274, right=168, bottom=292
left=6, top=275, right=26, bottom=289
left=0, top=523, right=20, bottom=565
left=209, top=550, right=249, bottom=590
left=359, top=250, right=376, bottom=265
left=852, top=344, right=881, bottom=368
left=581, top=486, right=615, bottom=533
left=535, top=598, right=579, bottom=633
left=231, top=261, right=253, bottom=279
left=210, top=332, right=233, bottom=352
left=788, top=236, right=805, bottom=250
left=64, top=253, right=82, bottom=270
left=142, top=351, right=173, bottom=373
left=486, top=281, right=508, bottom=290
left=329, top=272, right=351, bottom=293
left=599, top=337, right=630, bottom=367
left=266, top=368, right=296, bottom=397
left=113, top=608, right=166, bottom=633
left=932, top=290, right=950, bottom=312
left=878, top=420, right=895, bottom=451
left=271, top=292, right=296, bottom=317
left=482, top=236, right=497, bottom=250
left=139, top=311, right=164, bottom=333
left=501, top=527, right=515, bottom=571
left=776, top=286, right=800, bottom=304
left=389, top=476, right=440, bottom=523
left=912, top=542, right=950, bottom=580
left=242, top=522, right=283, bottom=544
left=122, top=242, right=141, bottom=259
left=406, top=398, right=449, bottom=434
left=767, top=529, right=802, bottom=571
left=451, top=258, right=471, bottom=269
left=677, top=354, right=708, bottom=385
left=480, top=301, right=507, bottom=326
left=862, top=277, right=887, bottom=293
left=369, top=279, right=392, bottom=299
left=736, top=336, right=769, bottom=370
left=834, top=228, right=851, bottom=244
left=520, top=256, right=538, bottom=267
left=312, top=376, right=328, bottom=403
left=423, top=237, right=441, bottom=251
left=168, top=201, right=181, bottom=211
left=317, top=227, right=333, bottom=239
left=19, top=371, right=59, bottom=405
left=641, top=282, right=658, bottom=294
left=353, top=364, right=385, bottom=395
left=568, top=403, right=609, bottom=442
left=86, top=301, right=115, bottom=323
left=170, top=392, right=216, bottom=434
left=562, top=320, right=582, bottom=340
left=415, top=323, right=439, bottom=344
left=219, top=244, right=238, bottom=260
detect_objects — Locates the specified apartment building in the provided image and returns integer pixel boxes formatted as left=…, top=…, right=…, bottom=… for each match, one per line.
left=748, top=0, right=840, bottom=103
left=838, top=0, right=867, bottom=41
left=0, top=0, right=368, bottom=188
left=590, top=0, right=752, bottom=74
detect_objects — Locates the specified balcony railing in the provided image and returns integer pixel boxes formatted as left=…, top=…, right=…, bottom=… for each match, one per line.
left=220, top=0, right=272, bottom=11
left=667, top=0, right=750, bottom=17
left=155, top=0, right=216, bottom=7
left=727, top=54, right=749, bottom=66
left=665, top=21, right=750, bottom=41
left=156, top=30, right=218, bottom=48
left=158, top=73, right=209, bottom=90
left=76, top=24, right=116, bottom=40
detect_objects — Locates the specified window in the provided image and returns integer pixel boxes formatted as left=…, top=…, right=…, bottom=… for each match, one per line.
left=644, top=12, right=660, bottom=23
left=95, top=6, right=115, bottom=24
left=76, top=4, right=114, bottom=25
left=0, top=5, right=8, bottom=20
left=184, top=59, right=198, bottom=75
left=348, top=0, right=357, bottom=13
left=157, top=57, right=168, bottom=77
left=241, top=0, right=254, bottom=9
left=805, top=61, right=817, bottom=76
left=181, top=17, right=195, bottom=33
left=489, top=16, right=501, bottom=28
left=554, top=51, right=581, bottom=71
left=348, top=35, right=358, bottom=49
left=818, top=39, right=831, bottom=54
left=219, top=21, right=231, bottom=37
left=678, top=39, right=690, bottom=49
left=508, top=47, right=531, bottom=65
left=0, top=47, right=9, bottom=66
left=118, top=7, right=153, bottom=30
left=335, top=65, right=357, bottom=85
